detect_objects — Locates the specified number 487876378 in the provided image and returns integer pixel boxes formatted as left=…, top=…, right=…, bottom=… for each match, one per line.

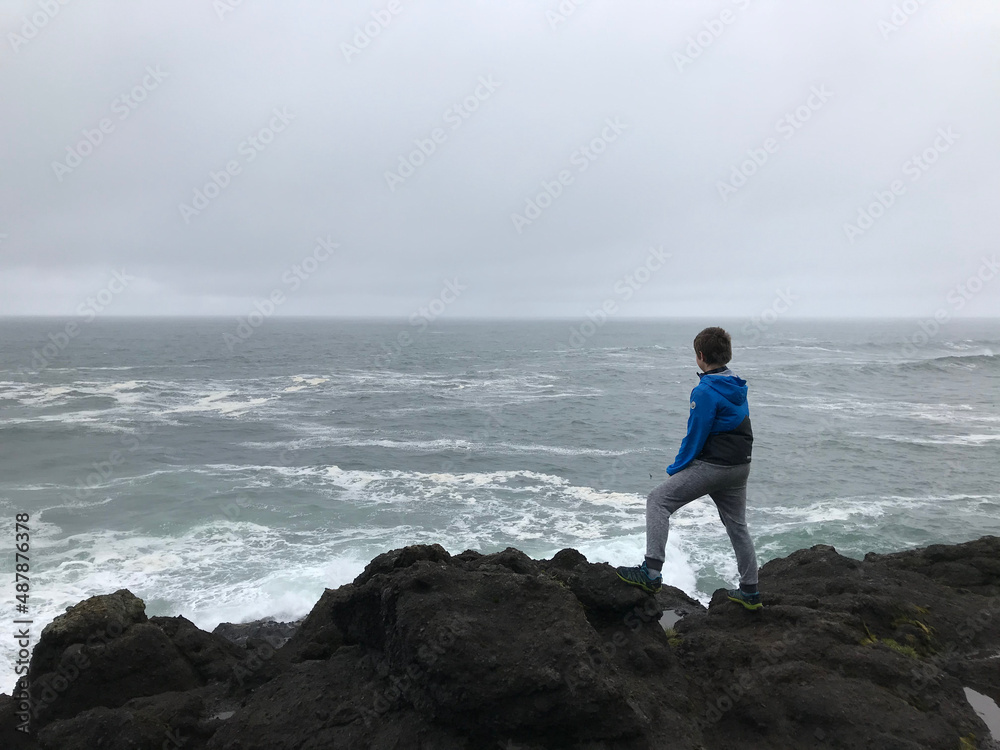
left=14, top=513, right=30, bottom=609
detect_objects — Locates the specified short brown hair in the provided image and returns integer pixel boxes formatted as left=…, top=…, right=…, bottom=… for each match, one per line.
left=693, top=327, right=732, bottom=366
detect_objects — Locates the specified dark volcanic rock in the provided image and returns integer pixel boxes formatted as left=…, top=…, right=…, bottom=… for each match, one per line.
left=27, top=590, right=201, bottom=726
left=674, top=540, right=1000, bottom=750
left=211, top=617, right=303, bottom=649
left=153, top=615, right=246, bottom=683
left=210, top=544, right=692, bottom=749
left=0, top=692, right=38, bottom=750
left=36, top=689, right=206, bottom=750
left=3, top=537, right=999, bottom=750
left=24, top=590, right=240, bottom=733
left=867, top=536, right=1000, bottom=596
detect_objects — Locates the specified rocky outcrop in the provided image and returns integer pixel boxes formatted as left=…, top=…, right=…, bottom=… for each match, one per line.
left=2, top=537, right=998, bottom=749
left=26, top=590, right=208, bottom=725
left=676, top=543, right=1000, bottom=749
left=211, top=617, right=303, bottom=649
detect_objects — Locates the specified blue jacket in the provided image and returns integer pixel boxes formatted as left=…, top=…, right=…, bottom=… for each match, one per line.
left=666, top=367, right=753, bottom=475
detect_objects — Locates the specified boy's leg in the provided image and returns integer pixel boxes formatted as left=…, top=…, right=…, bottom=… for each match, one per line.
left=708, top=464, right=758, bottom=591
left=645, top=461, right=720, bottom=572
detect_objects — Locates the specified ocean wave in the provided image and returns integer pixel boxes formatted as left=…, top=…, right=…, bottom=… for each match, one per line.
left=0, top=380, right=154, bottom=408
left=163, top=391, right=273, bottom=417
left=0, top=413, right=141, bottom=432
left=760, top=397, right=990, bottom=424
left=281, top=375, right=330, bottom=393
left=874, top=433, right=1000, bottom=446
left=238, top=433, right=639, bottom=457
left=942, top=339, right=1000, bottom=352
left=201, top=463, right=640, bottom=497
left=901, top=352, right=996, bottom=371
left=1, top=370, right=604, bottom=423
left=753, top=493, right=1000, bottom=528
left=776, top=344, right=853, bottom=353
left=42, top=496, right=117, bottom=511
left=189, top=464, right=657, bottom=542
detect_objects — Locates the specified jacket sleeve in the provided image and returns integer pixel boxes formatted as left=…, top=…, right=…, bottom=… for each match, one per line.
left=666, top=386, right=717, bottom=475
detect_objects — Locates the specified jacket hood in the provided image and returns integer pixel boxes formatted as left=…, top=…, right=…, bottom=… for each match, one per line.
left=698, top=369, right=748, bottom=405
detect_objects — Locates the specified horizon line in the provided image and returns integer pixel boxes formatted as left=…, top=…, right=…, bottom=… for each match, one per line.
left=1, top=314, right=999, bottom=322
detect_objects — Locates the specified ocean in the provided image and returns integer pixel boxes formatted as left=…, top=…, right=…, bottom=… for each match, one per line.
left=1, top=317, right=998, bottom=693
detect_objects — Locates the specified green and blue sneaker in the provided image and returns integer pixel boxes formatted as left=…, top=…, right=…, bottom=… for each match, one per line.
left=616, top=562, right=662, bottom=593
left=726, top=588, right=763, bottom=611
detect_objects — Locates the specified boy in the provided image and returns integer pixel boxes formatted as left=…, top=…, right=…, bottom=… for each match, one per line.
left=616, top=327, right=762, bottom=610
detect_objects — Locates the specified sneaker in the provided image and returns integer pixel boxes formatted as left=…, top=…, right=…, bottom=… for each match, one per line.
left=615, top=562, right=662, bottom=593
left=726, top=588, right=763, bottom=611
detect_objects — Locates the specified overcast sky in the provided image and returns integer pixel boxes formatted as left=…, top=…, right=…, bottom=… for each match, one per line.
left=1, top=0, right=998, bottom=318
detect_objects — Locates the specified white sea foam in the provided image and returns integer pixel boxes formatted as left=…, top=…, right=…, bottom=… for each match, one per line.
left=875, top=433, right=1000, bottom=446
left=238, top=432, right=639, bottom=457
left=190, top=462, right=727, bottom=598
left=166, top=391, right=272, bottom=417
left=0, top=412, right=140, bottom=432
left=197, top=463, right=653, bottom=551
left=761, top=396, right=990, bottom=428
left=42, top=496, right=117, bottom=511
left=282, top=375, right=330, bottom=392
left=4, top=378, right=280, bottom=423
left=1, top=380, right=152, bottom=412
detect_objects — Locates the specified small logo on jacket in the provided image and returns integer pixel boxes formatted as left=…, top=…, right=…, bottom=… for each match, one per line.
left=690, top=401, right=697, bottom=409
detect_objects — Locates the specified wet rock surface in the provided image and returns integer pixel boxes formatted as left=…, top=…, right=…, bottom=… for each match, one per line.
left=3, top=537, right=999, bottom=749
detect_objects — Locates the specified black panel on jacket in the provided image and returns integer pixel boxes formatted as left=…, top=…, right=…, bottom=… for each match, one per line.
left=697, top=415, right=753, bottom=466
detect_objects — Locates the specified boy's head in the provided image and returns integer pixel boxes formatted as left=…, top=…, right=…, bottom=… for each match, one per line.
left=693, top=327, right=732, bottom=368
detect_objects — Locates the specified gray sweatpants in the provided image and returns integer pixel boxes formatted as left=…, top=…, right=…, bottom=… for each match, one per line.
left=646, top=459, right=758, bottom=586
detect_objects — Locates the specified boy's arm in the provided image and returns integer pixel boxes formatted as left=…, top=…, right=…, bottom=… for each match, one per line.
left=665, top=387, right=717, bottom=475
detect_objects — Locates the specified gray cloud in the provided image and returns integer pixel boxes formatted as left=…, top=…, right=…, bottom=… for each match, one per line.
left=1, top=0, right=998, bottom=317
